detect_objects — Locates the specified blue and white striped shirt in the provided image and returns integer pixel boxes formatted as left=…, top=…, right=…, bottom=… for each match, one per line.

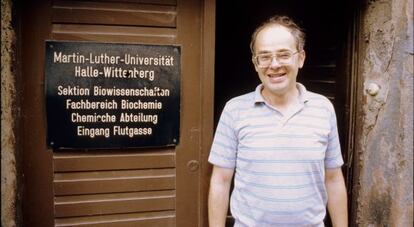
left=208, top=83, right=344, bottom=227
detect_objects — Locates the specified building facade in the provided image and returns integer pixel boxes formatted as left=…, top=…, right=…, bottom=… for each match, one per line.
left=2, top=0, right=413, bottom=226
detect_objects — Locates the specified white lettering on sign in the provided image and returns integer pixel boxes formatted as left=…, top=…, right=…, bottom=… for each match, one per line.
left=119, top=113, right=158, bottom=124
left=113, top=126, right=153, bottom=137
left=89, top=53, right=121, bottom=64
left=57, top=86, right=90, bottom=96
left=74, top=66, right=99, bottom=77
left=66, top=99, right=118, bottom=110
left=53, top=51, right=176, bottom=66
left=71, top=112, right=116, bottom=123
left=93, top=86, right=170, bottom=97
left=54, top=52, right=85, bottom=63
left=120, top=99, right=162, bottom=110
left=102, top=67, right=155, bottom=80
left=123, top=54, right=174, bottom=66
left=77, top=126, right=110, bottom=138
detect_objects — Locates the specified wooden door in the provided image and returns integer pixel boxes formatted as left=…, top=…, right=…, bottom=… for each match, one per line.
left=20, top=0, right=214, bottom=226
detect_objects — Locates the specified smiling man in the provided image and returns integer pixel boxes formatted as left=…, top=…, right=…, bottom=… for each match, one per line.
left=208, top=15, right=348, bottom=227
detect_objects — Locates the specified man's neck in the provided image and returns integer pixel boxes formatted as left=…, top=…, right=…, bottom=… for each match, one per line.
left=261, top=86, right=300, bottom=114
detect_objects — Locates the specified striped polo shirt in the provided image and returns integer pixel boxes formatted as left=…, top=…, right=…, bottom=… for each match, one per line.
left=208, top=83, right=344, bottom=227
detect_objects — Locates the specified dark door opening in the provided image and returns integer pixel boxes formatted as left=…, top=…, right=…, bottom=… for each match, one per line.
left=214, top=1, right=355, bottom=226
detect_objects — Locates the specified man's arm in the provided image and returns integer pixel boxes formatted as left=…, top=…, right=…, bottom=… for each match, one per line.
left=325, top=167, right=348, bottom=227
left=208, top=165, right=235, bottom=227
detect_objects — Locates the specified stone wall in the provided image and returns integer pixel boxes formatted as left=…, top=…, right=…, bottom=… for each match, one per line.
left=354, top=0, right=413, bottom=225
left=1, top=0, right=18, bottom=226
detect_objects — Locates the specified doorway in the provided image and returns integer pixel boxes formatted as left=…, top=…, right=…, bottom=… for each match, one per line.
left=214, top=1, right=355, bottom=225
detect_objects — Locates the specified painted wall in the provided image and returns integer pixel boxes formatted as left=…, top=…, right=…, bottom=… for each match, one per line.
left=353, top=0, right=413, bottom=225
left=1, top=0, right=19, bottom=226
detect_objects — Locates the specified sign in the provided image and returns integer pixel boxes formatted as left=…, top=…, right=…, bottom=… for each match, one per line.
left=45, top=41, right=180, bottom=149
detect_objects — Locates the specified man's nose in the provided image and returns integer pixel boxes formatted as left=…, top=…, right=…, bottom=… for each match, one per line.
left=269, top=56, right=281, bottom=68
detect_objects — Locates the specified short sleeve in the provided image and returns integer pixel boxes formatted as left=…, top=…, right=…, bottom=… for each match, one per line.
left=324, top=104, right=344, bottom=169
left=208, top=103, right=238, bottom=169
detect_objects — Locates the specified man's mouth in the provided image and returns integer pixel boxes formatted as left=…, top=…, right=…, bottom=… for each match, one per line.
left=268, top=72, right=287, bottom=82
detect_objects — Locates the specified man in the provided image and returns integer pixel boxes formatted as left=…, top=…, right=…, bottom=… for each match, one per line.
left=208, top=15, right=348, bottom=227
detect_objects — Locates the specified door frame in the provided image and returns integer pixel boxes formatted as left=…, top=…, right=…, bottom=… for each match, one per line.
left=200, top=0, right=216, bottom=226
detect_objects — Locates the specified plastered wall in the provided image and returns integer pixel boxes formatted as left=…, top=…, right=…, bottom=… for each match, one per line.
left=1, top=0, right=18, bottom=226
left=354, top=0, right=413, bottom=225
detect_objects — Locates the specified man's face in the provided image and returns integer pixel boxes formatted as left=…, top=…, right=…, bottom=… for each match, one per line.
left=252, top=25, right=305, bottom=97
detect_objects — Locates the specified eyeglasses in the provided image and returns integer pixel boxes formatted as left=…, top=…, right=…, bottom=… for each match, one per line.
left=254, top=51, right=300, bottom=68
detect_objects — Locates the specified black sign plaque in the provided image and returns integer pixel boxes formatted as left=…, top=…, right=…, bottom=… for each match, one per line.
left=45, top=41, right=180, bottom=149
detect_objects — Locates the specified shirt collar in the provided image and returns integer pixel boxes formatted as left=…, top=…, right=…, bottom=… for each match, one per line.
left=254, top=84, right=266, bottom=103
left=253, top=83, right=310, bottom=104
left=297, top=83, right=310, bottom=103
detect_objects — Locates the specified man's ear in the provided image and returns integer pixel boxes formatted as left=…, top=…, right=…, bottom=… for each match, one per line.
left=252, top=57, right=259, bottom=72
left=298, top=50, right=306, bottom=68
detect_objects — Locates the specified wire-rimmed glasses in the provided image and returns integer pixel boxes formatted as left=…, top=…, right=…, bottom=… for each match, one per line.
left=254, top=51, right=299, bottom=68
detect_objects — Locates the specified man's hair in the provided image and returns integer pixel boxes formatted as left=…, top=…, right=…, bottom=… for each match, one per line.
left=250, top=15, right=306, bottom=54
